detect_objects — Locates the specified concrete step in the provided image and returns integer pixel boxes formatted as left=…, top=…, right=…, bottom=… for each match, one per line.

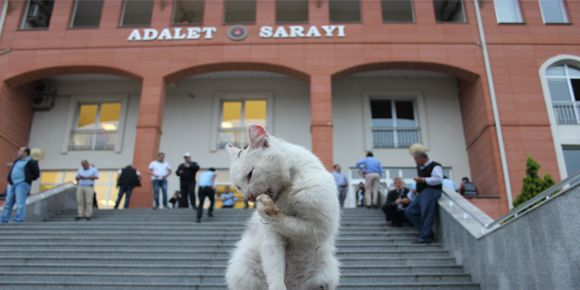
left=0, top=249, right=450, bottom=259
left=0, top=231, right=419, bottom=239
left=3, top=256, right=457, bottom=267
left=0, top=242, right=444, bottom=252
left=0, top=281, right=227, bottom=290
left=0, top=272, right=472, bottom=284
left=0, top=281, right=480, bottom=290
left=0, top=264, right=467, bottom=275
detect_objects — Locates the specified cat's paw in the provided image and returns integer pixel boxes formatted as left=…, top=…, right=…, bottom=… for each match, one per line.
left=256, top=194, right=283, bottom=220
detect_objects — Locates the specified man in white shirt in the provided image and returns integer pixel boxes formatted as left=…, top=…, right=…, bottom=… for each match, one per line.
left=148, top=152, right=172, bottom=209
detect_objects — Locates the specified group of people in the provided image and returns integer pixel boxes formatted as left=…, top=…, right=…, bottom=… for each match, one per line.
left=333, top=151, right=480, bottom=244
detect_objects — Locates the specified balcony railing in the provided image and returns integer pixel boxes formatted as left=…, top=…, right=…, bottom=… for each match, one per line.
left=69, top=130, right=116, bottom=151
left=372, top=127, right=420, bottom=148
left=553, top=101, right=580, bottom=124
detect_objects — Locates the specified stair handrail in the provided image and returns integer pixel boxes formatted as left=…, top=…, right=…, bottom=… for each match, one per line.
left=485, top=169, right=580, bottom=228
left=25, top=182, right=76, bottom=205
left=441, top=169, right=580, bottom=230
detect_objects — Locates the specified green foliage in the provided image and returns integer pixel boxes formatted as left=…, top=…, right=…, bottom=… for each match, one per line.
left=512, top=157, right=556, bottom=208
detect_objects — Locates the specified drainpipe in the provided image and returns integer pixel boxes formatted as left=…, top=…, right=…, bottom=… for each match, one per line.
left=472, top=0, right=514, bottom=210
left=0, top=0, right=9, bottom=44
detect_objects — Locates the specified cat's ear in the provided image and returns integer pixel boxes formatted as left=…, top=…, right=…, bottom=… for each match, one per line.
left=226, top=143, right=241, bottom=161
left=248, top=124, right=269, bottom=150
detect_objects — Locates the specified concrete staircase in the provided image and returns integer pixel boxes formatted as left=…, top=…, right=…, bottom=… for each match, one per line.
left=0, top=208, right=479, bottom=289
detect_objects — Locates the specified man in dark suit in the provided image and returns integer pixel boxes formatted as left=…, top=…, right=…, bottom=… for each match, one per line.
left=381, top=177, right=410, bottom=227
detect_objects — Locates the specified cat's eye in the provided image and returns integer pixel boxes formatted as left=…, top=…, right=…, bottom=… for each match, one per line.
left=236, top=186, right=242, bottom=191
left=247, top=168, right=254, bottom=182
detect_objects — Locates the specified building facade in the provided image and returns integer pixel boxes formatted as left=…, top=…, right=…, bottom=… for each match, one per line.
left=1, top=0, right=579, bottom=218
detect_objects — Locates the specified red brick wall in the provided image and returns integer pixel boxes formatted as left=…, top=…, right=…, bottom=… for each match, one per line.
left=0, top=83, right=34, bottom=191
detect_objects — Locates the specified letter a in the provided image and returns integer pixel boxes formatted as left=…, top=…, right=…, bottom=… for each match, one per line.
left=127, top=29, right=142, bottom=41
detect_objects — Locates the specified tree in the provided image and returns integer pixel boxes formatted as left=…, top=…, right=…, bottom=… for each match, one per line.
left=512, top=156, right=556, bottom=208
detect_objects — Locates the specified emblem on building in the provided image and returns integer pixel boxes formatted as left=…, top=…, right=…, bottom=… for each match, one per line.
left=228, top=25, right=248, bottom=41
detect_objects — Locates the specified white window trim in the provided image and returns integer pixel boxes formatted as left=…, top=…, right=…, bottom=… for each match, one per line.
left=493, top=0, right=523, bottom=23
left=538, top=0, right=569, bottom=24
left=538, top=54, right=580, bottom=180
left=361, top=90, right=429, bottom=152
left=61, top=94, right=130, bottom=154
left=69, top=0, right=82, bottom=27
left=209, top=91, right=274, bottom=152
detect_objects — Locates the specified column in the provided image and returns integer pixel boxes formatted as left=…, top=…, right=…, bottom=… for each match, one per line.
left=130, top=77, right=166, bottom=208
left=0, top=83, right=34, bottom=192
left=310, top=75, right=333, bottom=171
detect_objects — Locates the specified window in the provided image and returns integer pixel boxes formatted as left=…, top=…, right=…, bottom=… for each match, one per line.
left=39, top=170, right=123, bottom=209
left=224, top=0, right=256, bottom=24
left=494, top=0, right=523, bottom=23
left=172, top=0, right=204, bottom=25
left=120, top=0, right=154, bottom=26
left=70, top=0, right=104, bottom=28
left=563, top=147, right=580, bottom=176
left=539, top=0, right=569, bottom=23
left=219, top=100, right=267, bottom=148
left=370, top=99, right=420, bottom=148
left=329, top=0, right=361, bottom=23
left=20, top=0, right=54, bottom=29
left=547, top=64, right=580, bottom=124
left=433, top=0, right=466, bottom=23
left=276, top=0, right=308, bottom=23
left=382, top=0, right=414, bottom=22
left=70, top=103, right=121, bottom=150
left=219, top=100, right=266, bottom=148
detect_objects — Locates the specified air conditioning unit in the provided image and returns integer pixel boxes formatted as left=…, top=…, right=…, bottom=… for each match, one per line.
left=27, top=4, right=49, bottom=27
left=33, top=81, right=55, bottom=95
left=31, top=94, right=54, bottom=111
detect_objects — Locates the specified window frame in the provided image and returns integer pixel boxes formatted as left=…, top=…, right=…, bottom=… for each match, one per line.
left=19, top=0, right=54, bottom=30
left=381, top=0, right=416, bottom=23
left=433, top=0, right=467, bottom=23
left=69, top=0, right=104, bottom=28
left=329, top=0, right=362, bottom=23
left=210, top=91, right=274, bottom=151
left=223, top=0, right=257, bottom=25
left=538, top=0, right=569, bottom=24
left=119, top=0, right=154, bottom=27
left=61, top=94, right=130, bottom=154
left=171, top=0, right=205, bottom=25
left=493, top=0, right=524, bottom=24
left=362, top=91, right=429, bottom=151
left=275, top=0, right=309, bottom=24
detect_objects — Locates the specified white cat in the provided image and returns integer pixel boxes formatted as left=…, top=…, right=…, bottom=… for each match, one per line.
left=225, top=124, right=340, bottom=290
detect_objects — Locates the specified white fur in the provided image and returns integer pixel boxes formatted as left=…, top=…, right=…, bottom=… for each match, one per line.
left=225, top=124, right=340, bottom=290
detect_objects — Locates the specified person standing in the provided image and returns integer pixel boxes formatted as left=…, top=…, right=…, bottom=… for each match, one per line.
left=220, top=186, right=238, bottom=208
left=1, top=147, right=40, bottom=223
left=405, top=152, right=443, bottom=244
left=381, top=177, right=411, bottom=227
left=114, top=164, right=141, bottom=209
left=148, top=152, right=172, bottom=209
left=176, top=152, right=199, bottom=209
left=75, top=160, right=99, bottom=220
left=332, top=164, right=348, bottom=208
left=356, top=152, right=383, bottom=209
left=196, top=168, right=217, bottom=223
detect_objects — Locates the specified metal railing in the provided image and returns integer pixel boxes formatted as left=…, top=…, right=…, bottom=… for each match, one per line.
left=372, top=127, right=420, bottom=148
left=553, top=101, right=580, bottom=124
left=441, top=169, right=580, bottom=232
left=69, top=130, right=116, bottom=150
